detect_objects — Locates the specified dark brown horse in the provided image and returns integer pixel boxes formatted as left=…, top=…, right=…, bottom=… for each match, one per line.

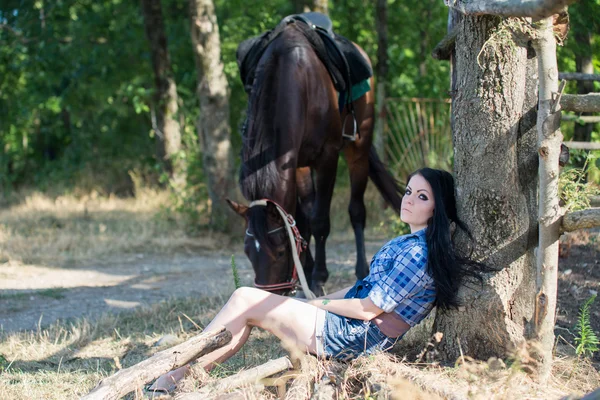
left=227, top=20, right=403, bottom=297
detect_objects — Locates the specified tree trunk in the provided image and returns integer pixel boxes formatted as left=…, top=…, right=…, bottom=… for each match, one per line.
left=374, top=0, right=388, bottom=160
left=418, top=3, right=432, bottom=78
left=189, top=0, right=236, bottom=230
left=433, top=15, right=538, bottom=361
left=313, top=0, right=328, bottom=15
left=532, top=16, right=563, bottom=382
left=572, top=30, right=595, bottom=171
left=573, top=26, right=595, bottom=125
left=140, top=0, right=185, bottom=189
left=292, top=0, right=309, bottom=13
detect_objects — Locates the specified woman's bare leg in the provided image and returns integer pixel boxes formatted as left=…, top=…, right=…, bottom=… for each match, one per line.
left=149, top=287, right=321, bottom=391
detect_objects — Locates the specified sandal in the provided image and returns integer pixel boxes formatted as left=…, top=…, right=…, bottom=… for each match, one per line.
left=144, top=366, right=189, bottom=397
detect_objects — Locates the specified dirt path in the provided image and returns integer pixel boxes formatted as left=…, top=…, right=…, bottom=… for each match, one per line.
left=0, top=240, right=385, bottom=333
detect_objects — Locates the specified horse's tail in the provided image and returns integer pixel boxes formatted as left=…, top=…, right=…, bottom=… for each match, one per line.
left=368, top=147, right=403, bottom=213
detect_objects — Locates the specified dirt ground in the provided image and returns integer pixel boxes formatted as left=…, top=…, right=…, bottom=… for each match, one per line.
left=1, top=230, right=598, bottom=362
left=557, top=229, right=600, bottom=363
left=0, top=238, right=382, bottom=333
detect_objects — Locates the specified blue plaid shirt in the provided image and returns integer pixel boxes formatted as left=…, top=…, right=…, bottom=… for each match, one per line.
left=365, top=228, right=435, bottom=327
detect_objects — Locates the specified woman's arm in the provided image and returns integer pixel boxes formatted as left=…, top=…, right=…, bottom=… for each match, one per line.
left=295, top=285, right=353, bottom=303
left=317, top=285, right=353, bottom=300
left=307, top=297, right=384, bottom=321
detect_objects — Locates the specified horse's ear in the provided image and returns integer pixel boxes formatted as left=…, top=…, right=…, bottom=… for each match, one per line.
left=226, top=199, right=249, bottom=219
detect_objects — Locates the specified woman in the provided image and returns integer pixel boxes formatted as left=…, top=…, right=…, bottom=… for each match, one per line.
left=148, top=168, right=487, bottom=393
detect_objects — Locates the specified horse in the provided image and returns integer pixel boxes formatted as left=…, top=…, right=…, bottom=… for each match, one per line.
left=227, top=17, right=403, bottom=297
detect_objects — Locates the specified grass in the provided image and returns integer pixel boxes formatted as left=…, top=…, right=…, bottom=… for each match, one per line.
left=0, top=294, right=598, bottom=399
left=0, top=187, right=223, bottom=267
left=1, top=186, right=599, bottom=399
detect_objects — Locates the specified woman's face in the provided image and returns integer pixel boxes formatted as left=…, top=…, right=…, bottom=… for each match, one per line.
left=401, top=174, right=435, bottom=232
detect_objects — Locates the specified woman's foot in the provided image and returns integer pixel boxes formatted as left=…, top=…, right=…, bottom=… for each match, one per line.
left=146, top=365, right=189, bottom=394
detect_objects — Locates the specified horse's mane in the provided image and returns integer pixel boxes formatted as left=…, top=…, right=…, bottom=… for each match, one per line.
left=239, top=22, right=328, bottom=201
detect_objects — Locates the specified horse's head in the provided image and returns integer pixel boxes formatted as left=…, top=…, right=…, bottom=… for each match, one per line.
left=227, top=199, right=298, bottom=295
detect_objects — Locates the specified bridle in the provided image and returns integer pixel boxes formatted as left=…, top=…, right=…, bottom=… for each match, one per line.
left=246, top=199, right=316, bottom=299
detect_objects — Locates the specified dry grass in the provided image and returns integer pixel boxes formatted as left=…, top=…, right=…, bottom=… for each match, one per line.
left=1, top=187, right=598, bottom=399
left=2, top=296, right=597, bottom=400
left=0, top=188, right=221, bottom=267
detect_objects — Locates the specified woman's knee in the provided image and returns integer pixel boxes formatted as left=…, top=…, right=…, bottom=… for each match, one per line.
left=230, top=287, right=264, bottom=306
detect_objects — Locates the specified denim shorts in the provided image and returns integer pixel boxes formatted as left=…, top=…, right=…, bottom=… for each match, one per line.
left=314, top=279, right=399, bottom=361
left=315, top=309, right=397, bottom=361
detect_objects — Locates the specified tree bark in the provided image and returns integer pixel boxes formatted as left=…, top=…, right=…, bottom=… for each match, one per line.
left=82, top=328, right=232, bottom=400
left=313, top=0, right=328, bottom=15
left=561, top=209, right=600, bottom=233
left=140, top=0, right=185, bottom=189
left=374, top=0, right=388, bottom=160
left=432, top=25, right=459, bottom=61
left=559, top=72, right=600, bottom=82
left=189, top=0, right=236, bottom=230
left=562, top=115, right=600, bottom=124
left=532, top=16, right=563, bottom=382
left=560, top=93, right=600, bottom=113
left=446, top=0, right=577, bottom=19
left=434, top=15, right=537, bottom=361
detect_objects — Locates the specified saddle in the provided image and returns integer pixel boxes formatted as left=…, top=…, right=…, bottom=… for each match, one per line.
left=236, top=12, right=373, bottom=139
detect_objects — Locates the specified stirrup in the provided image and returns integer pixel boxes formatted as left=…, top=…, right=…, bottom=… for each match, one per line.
left=342, top=111, right=358, bottom=141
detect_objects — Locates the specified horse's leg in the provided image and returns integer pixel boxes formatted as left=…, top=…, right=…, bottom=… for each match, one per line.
left=343, top=145, right=370, bottom=280
left=295, top=167, right=315, bottom=292
left=343, top=79, right=375, bottom=280
left=310, top=154, right=339, bottom=297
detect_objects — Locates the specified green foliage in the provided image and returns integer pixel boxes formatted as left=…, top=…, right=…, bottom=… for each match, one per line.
left=1, top=0, right=597, bottom=208
left=574, top=295, right=600, bottom=357
left=379, top=209, right=411, bottom=237
left=231, top=254, right=241, bottom=290
left=559, top=152, right=600, bottom=212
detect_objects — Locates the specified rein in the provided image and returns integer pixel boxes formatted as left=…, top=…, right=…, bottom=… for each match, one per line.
left=247, top=199, right=316, bottom=299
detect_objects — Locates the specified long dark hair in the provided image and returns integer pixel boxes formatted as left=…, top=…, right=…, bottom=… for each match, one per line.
left=408, top=168, right=489, bottom=310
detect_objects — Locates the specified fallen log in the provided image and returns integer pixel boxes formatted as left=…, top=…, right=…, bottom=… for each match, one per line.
left=81, top=328, right=232, bottom=400
left=560, top=93, right=600, bottom=113
left=561, top=209, right=600, bottom=233
left=177, top=356, right=293, bottom=399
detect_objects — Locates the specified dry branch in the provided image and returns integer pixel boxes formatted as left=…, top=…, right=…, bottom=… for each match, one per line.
left=177, top=356, right=293, bottom=399
left=560, top=93, right=600, bottom=113
left=561, top=115, right=600, bottom=124
left=285, top=355, right=320, bottom=400
left=533, top=16, right=562, bottom=383
left=444, top=0, right=575, bottom=19
left=81, top=328, right=232, bottom=400
left=559, top=72, right=600, bottom=82
left=563, top=141, right=600, bottom=150
left=561, top=209, right=600, bottom=233
left=432, top=25, right=460, bottom=60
